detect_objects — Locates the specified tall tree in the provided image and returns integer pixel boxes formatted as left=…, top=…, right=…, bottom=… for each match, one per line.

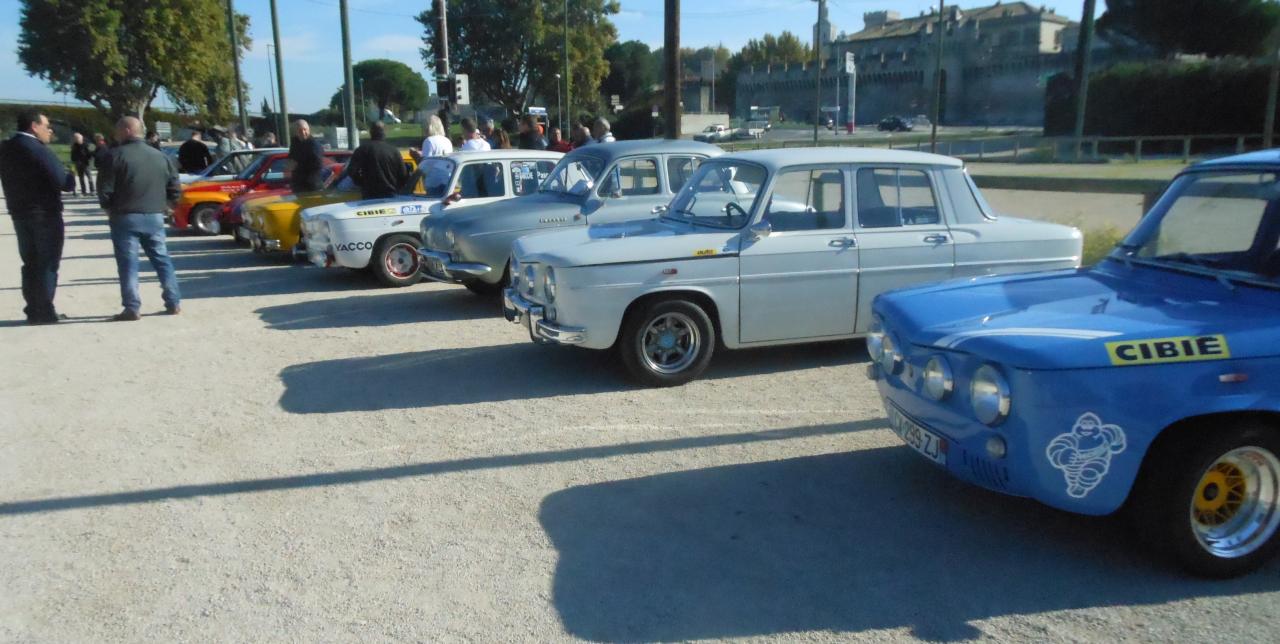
left=1098, top=0, right=1280, bottom=58
left=328, top=59, right=429, bottom=115
left=417, top=0, right=619, bottom=117
left=18, top=0, right=250, bottom=122
left=603, top=41, right=657, bottom=106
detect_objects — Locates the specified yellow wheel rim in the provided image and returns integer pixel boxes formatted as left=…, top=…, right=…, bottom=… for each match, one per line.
left=1193, top=462, right=1246, bottom=526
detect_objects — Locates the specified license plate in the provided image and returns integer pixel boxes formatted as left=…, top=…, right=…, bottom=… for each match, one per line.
left=888, top=405, right=947, bottom=465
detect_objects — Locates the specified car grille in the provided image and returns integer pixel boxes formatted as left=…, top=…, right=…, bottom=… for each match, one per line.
left=960, top=449, right=1010, bottom=491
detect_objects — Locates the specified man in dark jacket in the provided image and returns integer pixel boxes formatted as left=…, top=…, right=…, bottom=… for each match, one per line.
left=91, top=133, right=112, bottom=188
left=98, top=116, right=182, bottom=321
left=70, top=132, right=95, bottom=195
left=0, top=109, right=74, bottom=324
left=517, top=115, right=547, bottom=150
left=347, top=121, right=408, bottom=200
left=176, top=130, right=212, bottom=173
left=287, top=119, right=325, bottom=193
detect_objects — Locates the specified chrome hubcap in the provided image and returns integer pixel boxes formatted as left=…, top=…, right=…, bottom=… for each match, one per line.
left=1190, top=446, right=1280, bottom=559
left=196, top=208, right=219, bottom=234
left=639, top=312, right=700, bottom=374
left=385, top=244, right=419, bottom=278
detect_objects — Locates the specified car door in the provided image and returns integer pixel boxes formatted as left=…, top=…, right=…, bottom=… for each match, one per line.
left=738, top=165, right=859, bottom=344
left=451, top=160, right=509, bottom=208
left=851, top=166, right=955, bottom=333
left=590, top=156, right=667, bottom=223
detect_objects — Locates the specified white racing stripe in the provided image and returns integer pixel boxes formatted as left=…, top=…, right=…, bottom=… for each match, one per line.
left=934, top=327, right=1121, bottom=349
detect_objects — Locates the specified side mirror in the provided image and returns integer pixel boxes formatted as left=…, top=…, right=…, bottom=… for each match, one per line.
left=651, top=204, right=669, bottom=215
left=583, top=196, right=604, bottom=215
left=569, top=179, right=594, bottom=196
left=748, top=220, right=772, bottom=241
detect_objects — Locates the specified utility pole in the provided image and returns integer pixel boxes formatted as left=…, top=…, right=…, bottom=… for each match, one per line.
left=270, top=0, right=290, bottom=146
left=266, top=43, right=278, bottom=129
left=434, top=0, right=451, bottom=125
left=225, top=0, right=248, bottom=135
left=1072, top=0, right=1097, bottom=159
left=813, top=0, right=824, bottom=144
left=339, top=0, right=359, bottom=148
left=663, top=0, right=681, bottom=139
left=564, top=0, right=571, bottom=128
left=930, top=0, right=944, bottom=153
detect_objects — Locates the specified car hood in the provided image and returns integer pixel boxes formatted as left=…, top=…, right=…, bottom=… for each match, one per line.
left=877, top=262, right=1280, bottom=370
left=446, top=191, right=584, bottom=228
left=513, top=218, right=740, bottom=267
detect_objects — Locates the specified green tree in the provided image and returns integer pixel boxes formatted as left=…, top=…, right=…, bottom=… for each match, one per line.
left=1099, top=0, right=1280, bottom=58
left=327, top=59, right=429, bottom=116
left=417, top=0, right=619, bottom=117
left=603, top=41, right=657, bottom=106
left=18, top=0, right=250, bottom=122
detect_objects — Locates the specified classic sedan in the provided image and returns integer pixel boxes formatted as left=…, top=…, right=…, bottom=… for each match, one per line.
left=300, top=150, right=561, bottom=287
left=180, top=147, right=284, bottom=184
left=503, top=147, right=1082, bottom=386
left=419, top=139, right=722, bottom=295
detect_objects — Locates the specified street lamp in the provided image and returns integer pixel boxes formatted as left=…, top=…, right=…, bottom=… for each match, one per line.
left=555, top=73, right=563, bottom=128
left=358, top=77, right=366, bottom=126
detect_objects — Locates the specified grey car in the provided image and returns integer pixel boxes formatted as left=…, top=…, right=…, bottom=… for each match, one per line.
left=419, top=139, right=723, bottom=295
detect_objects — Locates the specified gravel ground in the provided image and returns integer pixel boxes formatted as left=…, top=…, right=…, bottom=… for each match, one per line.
left=2, top=195, right=1279, bottom=642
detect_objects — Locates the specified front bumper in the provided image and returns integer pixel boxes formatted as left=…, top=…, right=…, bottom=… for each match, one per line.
left=418, top=249, right=493, bottom=284
left=502, top=288, right=586, bottom=345
left=247, top=230, right=284, bottom=253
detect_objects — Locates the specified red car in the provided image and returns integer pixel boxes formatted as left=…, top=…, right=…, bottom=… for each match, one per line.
left=219, top=163, right=350, bottom=241
left=173, top=150, right=352, bottom=234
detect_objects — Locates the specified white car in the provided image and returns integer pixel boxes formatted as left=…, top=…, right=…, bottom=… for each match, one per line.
left=503, top=147, right=1082, bottom=386
left=301, top=150, right=562, bottom=287
left=693, top=124, right=732, bottom=143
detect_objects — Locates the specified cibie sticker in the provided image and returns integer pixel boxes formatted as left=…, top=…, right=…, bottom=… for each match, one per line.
left=1105, top=334, right=1229, bottom=366
left=355, top=207, right=397, bottom=217
left=1046, top=412, right=1127, bottom=498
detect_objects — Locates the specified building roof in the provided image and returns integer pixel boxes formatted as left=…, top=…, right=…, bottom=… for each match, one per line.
left=718, top=146, right=963, bottom=170
left=844, top=2, right=1071, bottom=43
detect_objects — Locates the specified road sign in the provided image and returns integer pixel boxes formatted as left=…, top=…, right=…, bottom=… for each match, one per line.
left=610, top=94, right=621, bottom=107
left=845, top=52, right=856, bottom=74
left=528, top=106, right=548, bottom=116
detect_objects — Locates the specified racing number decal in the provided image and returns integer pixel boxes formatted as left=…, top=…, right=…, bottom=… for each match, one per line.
left=1104, top=334, right=1230, bottom=366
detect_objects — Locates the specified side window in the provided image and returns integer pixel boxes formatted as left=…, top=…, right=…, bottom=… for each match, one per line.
left=263, top=158, right=288, bottom=182
left=456, top=162, right=506, bottom=199
left=511, top=160, right=554, bottom=196
left=939, top=168, right=993, bottom=224
left=856, top=168, right=941, bottom=228
left=666, top=156, right=702, bottom=192
left=765, top=168, right=846, bottom=231
left=598, top=158, right=661, bottom=198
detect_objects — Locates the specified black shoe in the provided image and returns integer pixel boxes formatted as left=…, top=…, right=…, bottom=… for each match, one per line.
left=164, top=305, right=181, bottom=315
left=112, top=310, right=141, bottom=322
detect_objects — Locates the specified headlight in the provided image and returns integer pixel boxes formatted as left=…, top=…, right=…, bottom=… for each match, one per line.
left=866, top=320, right=885, bottom=361
left=443, top=227, right=456, bottom=249
left=922, top=355, right=954, bottom=400
left=970, top=364, right=1011, bottom=426
left=523, top=264, right=537, bottom=296
left=509, top=257, right=521, bottom=288
left=543, top=266, right=557, bottom=302
left=879, top=332, right=902, bottom=373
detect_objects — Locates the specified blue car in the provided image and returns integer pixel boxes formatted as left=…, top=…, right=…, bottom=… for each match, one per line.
left=868, top=150, right=1280, bottom=578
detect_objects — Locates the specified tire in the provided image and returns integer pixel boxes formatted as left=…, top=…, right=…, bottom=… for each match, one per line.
left=371, top=234, right=423, bottom=288
left=190, top=203, right=221, bottom=236
left=616, top=298, right=715, bottom=387
left=1129, top=419, right=1280, bottom=578
left=230, top=225, right=249, bottom=247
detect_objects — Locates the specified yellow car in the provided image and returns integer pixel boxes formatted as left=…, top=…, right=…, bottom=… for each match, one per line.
left=241, top=151, right=419, bottom=255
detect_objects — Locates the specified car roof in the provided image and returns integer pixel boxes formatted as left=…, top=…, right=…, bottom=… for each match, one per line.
left=440, top=149, right=564, bottom=163
left=718, top=146, right=963, bottom=170
left=565, top=139, right=723, bottom=162
left=1191, top=149, right=1280, bottom=170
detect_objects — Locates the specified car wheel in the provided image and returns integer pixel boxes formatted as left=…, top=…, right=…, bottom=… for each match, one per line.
left=1130, top=419, right=1280, bottom=578
left=230, top=225, right=249, bottom=247
left=190, top=203, right=221, bottom=235
left=372, top=234, right=423, bottom=288
left=617, top=298, right=715, bottom=387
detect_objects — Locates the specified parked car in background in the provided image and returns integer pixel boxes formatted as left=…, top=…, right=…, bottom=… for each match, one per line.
left=912, top=114, right=932, bottom=130
left=734, top=121, right=767, bottom=140
left=503, top=147, right=1081, bottom=386
left=301, top=150, right=561, bottom=287
left=878, top=116, right=915, bottom=132
left=693, top=125, right=733, bottom=143
left=180, top=148, right=284, bottom=184
left=869, top=150, right=1280, bottom=578
left=420, top=140, right=723, bottom=295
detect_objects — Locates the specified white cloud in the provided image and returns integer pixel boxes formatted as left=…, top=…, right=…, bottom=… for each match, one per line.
left=360, top=34, right=423, bottom=54
left=245, top=32, right=327, bottom=64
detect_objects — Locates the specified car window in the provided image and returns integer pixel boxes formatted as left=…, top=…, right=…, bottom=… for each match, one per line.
left=666, top=156, right=702, bottom=193
left=598, top=158, right=660, bottom=198
left=939, top=168, right=993, bottom=223
left=765, top=168, right=846, bottom=231
left=456, top=162, right=506, bottom=199
left=665, top=161, right=767, bottom=229
left=856, top=168, right=941, bottom=228
left=1140, top=172, right=1273, bottom=257
left=263, top=158, right=288, bottom=182
left=511, top=160, right=556, bottom=196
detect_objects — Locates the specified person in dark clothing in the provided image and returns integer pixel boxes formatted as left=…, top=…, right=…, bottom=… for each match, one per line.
left=70, top=132, right=95, bottom=194
left=287, top=119, right=325, bottom=193
left=145, top=130, right=162, bottom=150
left=0, top=109, right=74, bottom=324
left=347, top=121, right=408, bottom=200
left=517, top=115, right=547, bottom=150
left=98, top=116, right=182, bottom=321
left=547, top=127, right=572, bottom=153
left=91, top=133, right=112, bottom=187
left=176, top=130, right=212, bottom=173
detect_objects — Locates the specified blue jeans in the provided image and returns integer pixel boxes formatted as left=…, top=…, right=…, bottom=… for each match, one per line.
left=12, top=211, right=64, bottom=321
left=109, top=213, right=181, bottom=312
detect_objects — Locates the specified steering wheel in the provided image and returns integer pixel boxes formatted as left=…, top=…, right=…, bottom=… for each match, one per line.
left=723, top=202, right=748, bottom=220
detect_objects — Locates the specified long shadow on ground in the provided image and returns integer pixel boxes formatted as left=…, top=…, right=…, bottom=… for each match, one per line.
left=256, top=288, right=498, bottom=330
left=540, top=448, right=1280, bottom=642
left=279, top=340, right=868, bottom=413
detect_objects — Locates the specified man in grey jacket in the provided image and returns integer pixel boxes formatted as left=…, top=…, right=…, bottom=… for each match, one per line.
left=98, top=116, right=182, bottom=321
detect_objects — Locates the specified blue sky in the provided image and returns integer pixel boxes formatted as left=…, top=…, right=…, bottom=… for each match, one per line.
left=0, top=0, right=1094, bottom=114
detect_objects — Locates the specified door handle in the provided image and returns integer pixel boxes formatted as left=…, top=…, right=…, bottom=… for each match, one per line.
left=828, top=237, right=857, bottom=248
left=923, top=234, right=950, bottom=244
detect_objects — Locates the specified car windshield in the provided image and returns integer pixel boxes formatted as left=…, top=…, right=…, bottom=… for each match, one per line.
left=662, top=161, right=767, bottom=229
left=418, top=158, right=457, bottom=198
left=235, top=154, right=271, bottom=180
left=541, top=156, right=606, bottom=195
left=1117, top=169, right=1280, bottom=288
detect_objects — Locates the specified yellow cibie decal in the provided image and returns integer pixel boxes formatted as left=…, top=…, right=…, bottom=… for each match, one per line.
left=355, top=207, right=396, bottom=217
left=693, top=248, right=717, bottom=256
left=1105, top=334, right=1230, bottom=366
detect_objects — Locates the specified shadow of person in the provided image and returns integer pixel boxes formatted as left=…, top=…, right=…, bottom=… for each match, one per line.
left=539, top=448, right=1280, bottom=642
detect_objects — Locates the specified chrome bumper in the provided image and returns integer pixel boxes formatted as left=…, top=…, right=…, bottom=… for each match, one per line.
left=248, top=231, right=282, bottom=253
left=502, top=288, right=586, bottom=345
left=418, top=248, right=492, bottom=284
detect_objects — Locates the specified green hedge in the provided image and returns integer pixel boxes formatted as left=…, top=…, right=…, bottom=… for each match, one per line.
left=0, top=104, right=205, bottom=142
left=1045, top=58, right=1276, bottom=136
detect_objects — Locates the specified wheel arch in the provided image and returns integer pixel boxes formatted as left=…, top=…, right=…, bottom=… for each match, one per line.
left=619, top=288, right=724, bottom=349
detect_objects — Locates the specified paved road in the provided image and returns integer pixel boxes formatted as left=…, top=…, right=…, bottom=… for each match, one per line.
left=2, top=196, right=1278, bottom=641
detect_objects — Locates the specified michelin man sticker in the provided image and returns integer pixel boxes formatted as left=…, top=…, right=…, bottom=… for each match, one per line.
left=1046, top=412, right=1127, bottom=498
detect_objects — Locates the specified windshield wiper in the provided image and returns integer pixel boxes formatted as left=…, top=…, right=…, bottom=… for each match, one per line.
left=1149, top=253, right=1236, bottom=291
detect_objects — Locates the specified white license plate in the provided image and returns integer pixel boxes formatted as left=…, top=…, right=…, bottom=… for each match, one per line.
left=888, top=405, right=947, bottom=465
